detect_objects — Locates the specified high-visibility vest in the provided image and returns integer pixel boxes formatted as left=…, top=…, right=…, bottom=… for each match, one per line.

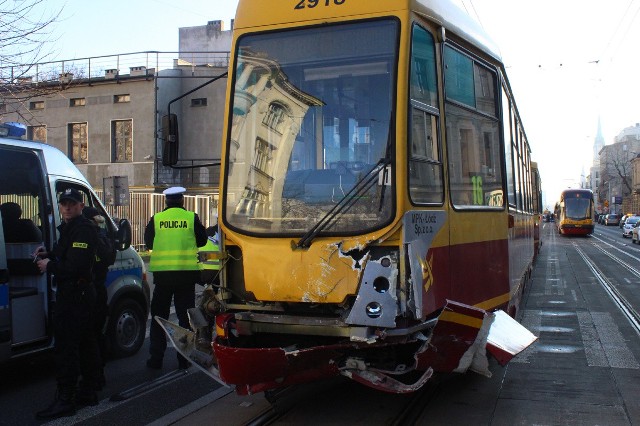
left=149, top=208, right=201, bottom=272
left=198, top=237, right=221, bottom=270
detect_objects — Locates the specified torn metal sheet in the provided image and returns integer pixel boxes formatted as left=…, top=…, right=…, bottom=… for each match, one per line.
left=485, top=309, right=538, bottom=365
left=414, top=301, right=537, bottom=375
left=345, top=256, right=399, bottom=328
left=342, top=367, right=433, bottom=394
left=213, top=340, right=344, bottom=395
left=155, top=316, right=228, bottom=387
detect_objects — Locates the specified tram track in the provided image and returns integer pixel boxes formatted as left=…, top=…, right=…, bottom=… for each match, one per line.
left=241, top=374, right=442, bottom=425
left=573, top=241, right=640, bottom=338
left=589, top=235, right=640, bottom=277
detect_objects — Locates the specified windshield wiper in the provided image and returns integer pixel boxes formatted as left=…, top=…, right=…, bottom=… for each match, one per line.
left=295, top=158, right=391, bottom=249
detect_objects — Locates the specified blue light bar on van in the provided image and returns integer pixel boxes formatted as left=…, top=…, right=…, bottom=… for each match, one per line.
left=0, top=122, right=27, bottom=138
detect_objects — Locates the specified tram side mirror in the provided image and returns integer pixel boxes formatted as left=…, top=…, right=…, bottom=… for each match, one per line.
left=162, top=114, right=179, bottom=166
left=115, top=218, right=132, bottom=251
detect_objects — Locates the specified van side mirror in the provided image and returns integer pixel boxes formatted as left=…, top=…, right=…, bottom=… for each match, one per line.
left=162, top=114, right=179, bottom=166
left=115, top=218, right=132, bottom=251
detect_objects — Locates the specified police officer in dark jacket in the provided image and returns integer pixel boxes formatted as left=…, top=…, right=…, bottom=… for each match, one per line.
left=35, top=188, right=102, bottom=420
left=83, top=206, right=116, bottom=389
left=144, top=186, right=207, bottom=370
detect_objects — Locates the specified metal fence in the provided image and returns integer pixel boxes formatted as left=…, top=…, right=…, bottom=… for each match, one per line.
left=0, top=51, right=231, bottom=85
left=95, top=191, right=218, bottom=251
left=155, top=159, right=221, bottom=187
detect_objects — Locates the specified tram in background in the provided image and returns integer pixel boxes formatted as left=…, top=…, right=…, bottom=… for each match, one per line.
left=555, top=189, right=594, bottom=235
left=160, top=0, right=538, bottom=394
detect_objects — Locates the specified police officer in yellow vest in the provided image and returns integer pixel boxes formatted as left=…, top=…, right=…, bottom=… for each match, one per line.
left=144, top=186, right=207, bottom=370
left=199, top=225, right=221, bottom=286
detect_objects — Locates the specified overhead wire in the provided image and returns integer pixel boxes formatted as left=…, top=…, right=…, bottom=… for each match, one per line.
left=599, top=0, right=636, bottom=61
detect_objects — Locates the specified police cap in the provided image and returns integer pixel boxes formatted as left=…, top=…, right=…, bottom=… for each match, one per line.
left=59, top=188, right=83, bottom=204
left=163, top=186, right=186, bottom=200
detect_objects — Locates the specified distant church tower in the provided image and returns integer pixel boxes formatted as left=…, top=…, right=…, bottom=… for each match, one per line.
left=590, top=117, right=605, bottom=211
left=593, top=117, right=605, bottom=165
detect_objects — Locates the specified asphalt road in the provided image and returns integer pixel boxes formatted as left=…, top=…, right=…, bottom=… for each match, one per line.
left=0, top=263, right=225, bottom=426
left=4, top=224, right=640, bottom=425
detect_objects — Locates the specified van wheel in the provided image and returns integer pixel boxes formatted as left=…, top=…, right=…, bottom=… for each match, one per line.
left=107, top=299, right=146, bottom=358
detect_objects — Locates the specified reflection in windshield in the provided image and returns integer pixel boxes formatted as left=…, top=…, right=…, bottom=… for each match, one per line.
left=224, top=20, right=398, bottom=236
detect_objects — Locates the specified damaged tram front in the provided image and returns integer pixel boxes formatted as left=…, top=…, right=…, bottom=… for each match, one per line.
left=160, top=0, right=537, bottom=395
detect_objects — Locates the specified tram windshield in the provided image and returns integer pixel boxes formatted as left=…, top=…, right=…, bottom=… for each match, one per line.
left=223, top=20, right=398, bottom=235
left=564, top=196, right=592, bottom=220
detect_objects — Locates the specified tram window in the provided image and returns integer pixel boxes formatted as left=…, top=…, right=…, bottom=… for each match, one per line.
left=444, top=45, right=502, bottom=209
left=474, top=65, right=496, bottom=116
left=410, top=25, right=438, bottom=107
left=409, top=25, right=442, bottom=205
left=444, top=48, right=474, bottom=107
left=514, top=151, right=523, bottom=211
left=409, top=108, right=443, bottom=204
left=502, top=87, right=516, bottom=207
left=446, top=104, right=502, bottom=208
left=226, top=20, right=397, bottom=234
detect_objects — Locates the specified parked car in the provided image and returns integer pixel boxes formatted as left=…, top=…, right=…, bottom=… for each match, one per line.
left=605, top=214, right=620, bottom=226
left=620, top=213, right=633, bottom=228
left=623, top=216, right=640, bottom=238
left=632, top=222, right=640, bottom=244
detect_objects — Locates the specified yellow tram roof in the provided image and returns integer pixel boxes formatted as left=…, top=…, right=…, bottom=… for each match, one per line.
left=233, top=0, right=501, bottom=61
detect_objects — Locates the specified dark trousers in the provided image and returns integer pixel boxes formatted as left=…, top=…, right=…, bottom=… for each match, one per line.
left=54, top=283, right=101, bottom=393
left=148, top=271, right=198, bottom=361
left=93, top=275, right=108, bottom=365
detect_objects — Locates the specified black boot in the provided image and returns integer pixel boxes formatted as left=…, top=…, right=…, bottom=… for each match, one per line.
left=36, top=389, right=76, bottom=420
left=76, top=389, right=99, bottom=407
left=177, top=354, right=191, bottom=370
left=146, top=357, right=162, bottom=369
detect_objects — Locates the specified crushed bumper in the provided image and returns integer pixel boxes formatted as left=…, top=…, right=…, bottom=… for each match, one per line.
left=158, top=300, right=537, bottom=395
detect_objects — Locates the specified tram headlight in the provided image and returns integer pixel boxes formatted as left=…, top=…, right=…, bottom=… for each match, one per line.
left=365, top=302, right=382, bottom=318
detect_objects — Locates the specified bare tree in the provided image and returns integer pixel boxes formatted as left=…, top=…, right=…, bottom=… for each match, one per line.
left=0, top=0, right=65, bottom=123
left=599, top=143, right=640, bottom=213
left=1, top=0, right=63, bottom=72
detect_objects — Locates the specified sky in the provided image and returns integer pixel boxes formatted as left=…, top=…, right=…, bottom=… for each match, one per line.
left=32, top=0, right=640, bottom=210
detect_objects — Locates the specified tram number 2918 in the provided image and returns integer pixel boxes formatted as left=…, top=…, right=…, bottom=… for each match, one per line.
left=295, top=0, right=346, bottom=10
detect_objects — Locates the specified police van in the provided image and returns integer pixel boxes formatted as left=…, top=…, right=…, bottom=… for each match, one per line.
left=0, top=130, right=150, bottom=362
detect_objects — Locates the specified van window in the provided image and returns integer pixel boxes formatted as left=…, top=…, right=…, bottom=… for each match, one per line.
left=54, top=182, right=114, bottom=234
left=0, top=148, right=46, bottom=243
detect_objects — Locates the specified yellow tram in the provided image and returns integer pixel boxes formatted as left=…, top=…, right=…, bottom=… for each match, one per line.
left=161, top=0, right=538, bottom=394
left=555, top=189, right=594, bottom=235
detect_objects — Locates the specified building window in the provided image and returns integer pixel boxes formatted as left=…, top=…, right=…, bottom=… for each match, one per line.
left=191, top=98, right=207, bottom=107
left=114, top=94, right=130, bottom=103
left=252, top=137, right=274, bottom=174
left=70, top=98, right=86, bottom=107
left=112, top=119, right=132, bottom=162
left=263, top=102, right=288, bottom=134
left=68, top=122, right=88, bottom=163
left=28, top=125, right=47, bottom=142
left=29, top=101, right=44, bottom=110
